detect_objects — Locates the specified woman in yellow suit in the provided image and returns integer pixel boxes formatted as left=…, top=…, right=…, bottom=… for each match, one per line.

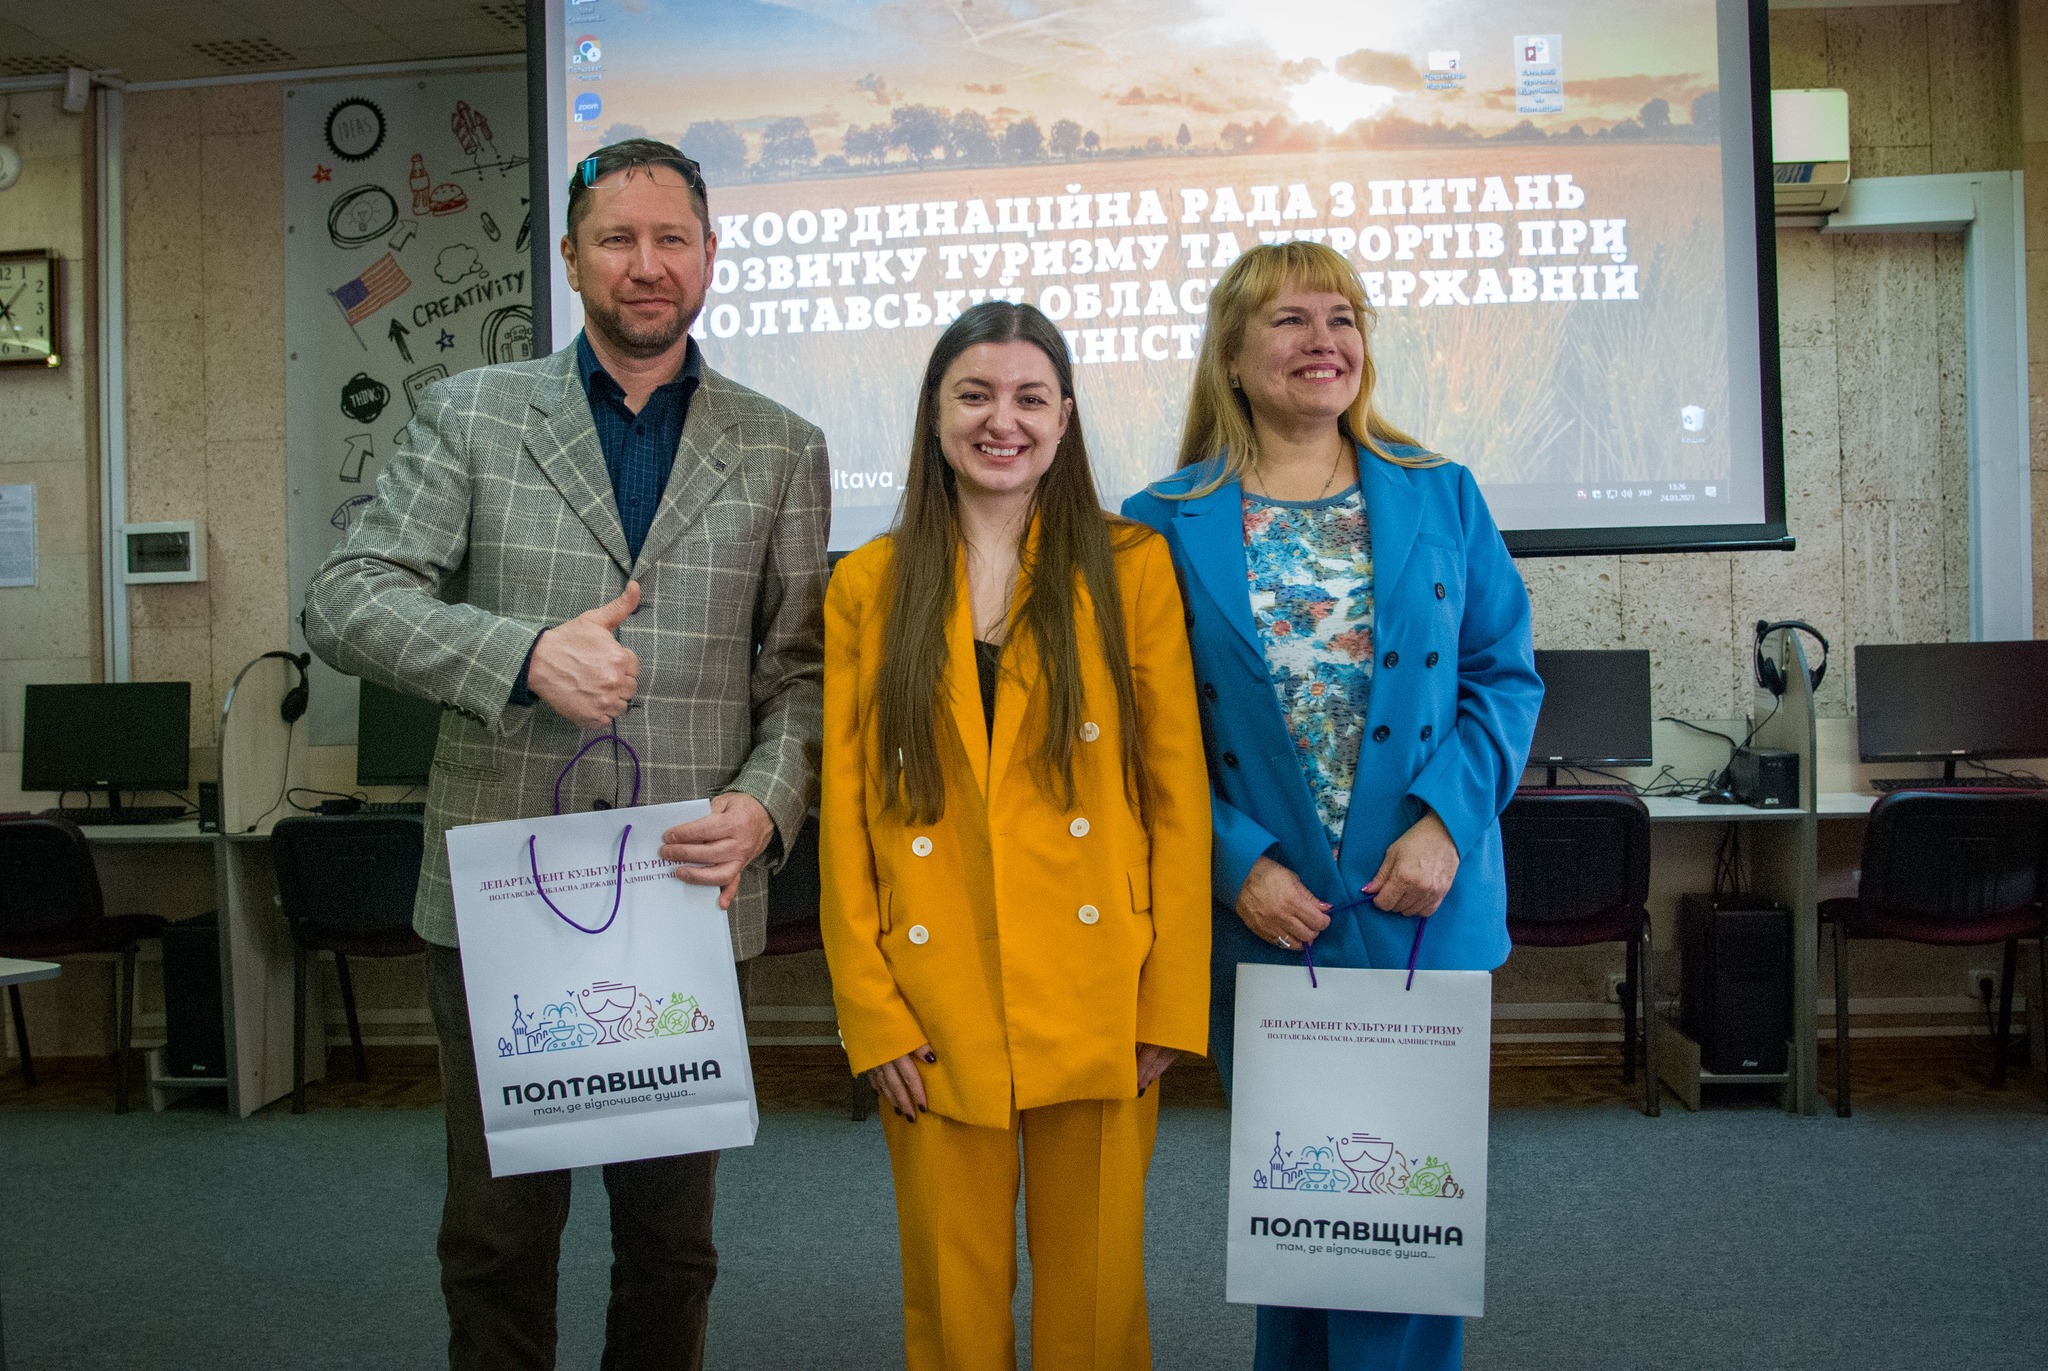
left=821, top=300, right=1212, bottom=1371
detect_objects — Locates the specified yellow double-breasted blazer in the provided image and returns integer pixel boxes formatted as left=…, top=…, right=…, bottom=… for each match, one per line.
left=820, top=524, right=1211, bottom=1129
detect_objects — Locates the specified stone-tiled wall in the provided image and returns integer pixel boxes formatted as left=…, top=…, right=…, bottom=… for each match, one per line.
left=0, top=91, right=98, bottom=799
left=1520, top=0, right=2016, bottom=728
left=123, top=84, right=288, bottom=744
left=2019, top=2, right=2048, bottom=631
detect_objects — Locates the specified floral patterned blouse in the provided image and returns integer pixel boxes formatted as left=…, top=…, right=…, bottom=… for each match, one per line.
left=1242, top=485, right=1376, bottom=854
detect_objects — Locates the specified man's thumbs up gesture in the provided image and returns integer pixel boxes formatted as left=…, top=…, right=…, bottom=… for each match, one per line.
left=528, top=581, right=641, bottom=728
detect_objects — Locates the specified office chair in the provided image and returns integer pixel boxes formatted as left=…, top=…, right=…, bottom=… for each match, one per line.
left=1501, top=790, right=1659, bottom=1115
left=0, top=816, right=167, bottom=1113
left=758, top=812, right=871, bottom=1121
left=1819, top=790, right=2048, bottom=1117
left=268, top=815, right=429, bottom=1113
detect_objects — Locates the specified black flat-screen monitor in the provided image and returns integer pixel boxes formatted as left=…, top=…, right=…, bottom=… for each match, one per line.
left=1529, top=649, right=1654, bottom=770
left=1855, top=642, right=2048, bottom=766
left=355, top=680, right=441, bottom=788
left=21, top=682, right=191, bottom=806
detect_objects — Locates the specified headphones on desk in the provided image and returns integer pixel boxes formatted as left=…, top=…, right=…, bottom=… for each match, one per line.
left=1753, top=619, right=1829, bottom=697
left=254, top=650, right=312, bottom=723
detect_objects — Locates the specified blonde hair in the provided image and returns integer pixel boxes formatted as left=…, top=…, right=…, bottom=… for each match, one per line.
left=1173, top=241, right=1441, bottom=495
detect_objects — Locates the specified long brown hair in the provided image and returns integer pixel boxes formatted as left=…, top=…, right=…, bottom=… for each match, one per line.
left=875, top=302, right=1143, bottom=823
left=1175, top=241, right=1440, bottom=497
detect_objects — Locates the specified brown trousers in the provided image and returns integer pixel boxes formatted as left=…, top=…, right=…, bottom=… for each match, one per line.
left=427, top=944, right=719, bottom=1371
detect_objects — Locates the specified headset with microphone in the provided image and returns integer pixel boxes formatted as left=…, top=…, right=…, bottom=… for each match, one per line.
left=1753, top=619, right=1828, bottom=697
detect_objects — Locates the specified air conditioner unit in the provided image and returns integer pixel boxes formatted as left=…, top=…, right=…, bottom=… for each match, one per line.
left=1771, top=88, right=1849, bottom=214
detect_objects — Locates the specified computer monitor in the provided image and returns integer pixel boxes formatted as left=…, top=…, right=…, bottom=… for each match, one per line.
left=20, top=681, right=192, bottom=813
left=1528, top=650, right=1655, bottom=780
left=355, top=679, right=441, bottom=788
left=1855, top=641, right=2048, bottom=775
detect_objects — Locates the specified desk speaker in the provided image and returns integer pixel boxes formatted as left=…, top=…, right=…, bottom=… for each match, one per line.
left=1730, top=746, right=1799, bottom=809
left=196, top=782, right=221, bottom=833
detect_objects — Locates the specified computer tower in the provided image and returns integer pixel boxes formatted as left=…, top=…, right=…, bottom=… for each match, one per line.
left=160, top=912, right=227, bottom=1079
left=1678, top=894, right=1792, bottom=1075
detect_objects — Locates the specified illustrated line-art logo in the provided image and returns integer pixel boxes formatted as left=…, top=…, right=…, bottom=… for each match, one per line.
left=1253, top=1130, right=1465, bottom=1199
left=498, top=980, right=715, bottom=1058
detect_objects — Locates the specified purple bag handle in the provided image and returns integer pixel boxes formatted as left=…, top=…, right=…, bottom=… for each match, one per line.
left=552, top=732, right=642, bottom=815
left=1295, top=897, right=1429, bottom=991
left=528, top=732, right=643, bottom=936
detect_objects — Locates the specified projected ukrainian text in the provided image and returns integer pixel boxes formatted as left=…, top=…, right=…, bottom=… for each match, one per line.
left=556, top=1, right=1749, bottom=543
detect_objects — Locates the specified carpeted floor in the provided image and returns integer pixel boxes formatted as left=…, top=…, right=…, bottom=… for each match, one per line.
left=4, top=1066, right=2046, bottom=1370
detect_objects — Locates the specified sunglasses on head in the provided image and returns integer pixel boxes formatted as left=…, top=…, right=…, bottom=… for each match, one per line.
left=573, top=153, right=704, bottom=196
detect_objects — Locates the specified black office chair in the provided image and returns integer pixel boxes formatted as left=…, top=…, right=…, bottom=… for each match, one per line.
left=0, top=816, right=166, bottom=1112
left=1818, top=791, right=2048, bottom=1117
left=1501, top=791, right=1658, bottom=1115
left=269, top=815, right=429, bottom=1113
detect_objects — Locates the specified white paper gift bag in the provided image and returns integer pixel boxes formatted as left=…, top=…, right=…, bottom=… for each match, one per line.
left=1225, top=961, right=1492, bottom=1318
left=443, top=736, right=758, bottom=1177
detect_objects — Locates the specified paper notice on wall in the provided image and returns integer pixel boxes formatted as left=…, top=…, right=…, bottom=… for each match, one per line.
left=0, top=485, right=35, bottom=587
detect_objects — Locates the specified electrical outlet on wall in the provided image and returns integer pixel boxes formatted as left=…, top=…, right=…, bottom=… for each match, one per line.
left=1606, top=972, right=1627, bottom=1004
left=1968, top=968, right=1998, bottom=997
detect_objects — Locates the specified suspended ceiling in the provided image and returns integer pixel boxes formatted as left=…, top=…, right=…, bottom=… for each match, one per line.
left=0, top=0, right=526, bottom=84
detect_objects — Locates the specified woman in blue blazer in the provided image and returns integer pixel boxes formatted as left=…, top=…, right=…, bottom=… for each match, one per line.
left=1123, top=242, right=1541, bottom=1371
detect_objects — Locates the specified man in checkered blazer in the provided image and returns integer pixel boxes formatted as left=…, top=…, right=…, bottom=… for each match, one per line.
left=304, top=140, right=827, bottom=1371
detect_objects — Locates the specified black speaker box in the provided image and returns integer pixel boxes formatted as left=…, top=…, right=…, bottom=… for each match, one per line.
left=196, top=781, right=221, bottom=833
left=1678, top=893, right=1792, bottom=1075
left=161, top=912, right=227, bottom=1080
left=1729, top=746, right=1799, bottom=809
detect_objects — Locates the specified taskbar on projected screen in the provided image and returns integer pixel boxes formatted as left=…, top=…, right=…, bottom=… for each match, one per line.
left=1488, top=479, right=1748, bottom=528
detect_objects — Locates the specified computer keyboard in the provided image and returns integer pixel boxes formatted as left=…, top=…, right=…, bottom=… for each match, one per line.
left=1518, top=782, right=1636, bottom=794
left=47, top=805, right=189, bottom=826
left=1869, top=775, right=2048, bottom=792
left=362, top=801, right=427, bottom=816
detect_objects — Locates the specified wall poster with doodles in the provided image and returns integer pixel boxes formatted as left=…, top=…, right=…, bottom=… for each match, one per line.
left=285, top=71, right=530, bottom=745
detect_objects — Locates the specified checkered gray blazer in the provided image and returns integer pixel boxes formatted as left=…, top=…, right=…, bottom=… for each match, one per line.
left=304, top=342, right=829, bottom=955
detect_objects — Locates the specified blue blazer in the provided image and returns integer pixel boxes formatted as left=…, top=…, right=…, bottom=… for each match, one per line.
left=1122, top=447, right=1542, bottom=983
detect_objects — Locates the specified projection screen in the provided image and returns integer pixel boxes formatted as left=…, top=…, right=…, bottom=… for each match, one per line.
left=530, top=0, right=1787, bottom=557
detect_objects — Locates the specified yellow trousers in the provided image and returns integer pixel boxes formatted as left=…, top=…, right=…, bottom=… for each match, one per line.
left=880, top=1091, right=1161, bottom=1371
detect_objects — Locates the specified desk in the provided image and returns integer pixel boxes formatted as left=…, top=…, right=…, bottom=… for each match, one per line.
left=0, top=958, right=60, bottom=988
left=1637, top=798, right=1815, bottom=1111
left=75, top=821, right=316, bottom=1117
left=1642, top=797, right=1807, bottom=823
left=1633, top=629, right=1825, bottom=1114
left=0, top=958, right=57, bottom=1371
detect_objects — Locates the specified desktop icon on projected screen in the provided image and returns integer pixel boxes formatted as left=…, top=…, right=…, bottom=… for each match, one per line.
left=1426, top=52, right=1464, bottom=91
left=1680, top=405, right=1709, bottom=444
left=1515, top=34, right=1564, bottom=114
left=575, top=93, right=601, bottom=124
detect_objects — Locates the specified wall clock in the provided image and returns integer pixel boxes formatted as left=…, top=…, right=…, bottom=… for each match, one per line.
left=0, top=249, right=61, bottom=368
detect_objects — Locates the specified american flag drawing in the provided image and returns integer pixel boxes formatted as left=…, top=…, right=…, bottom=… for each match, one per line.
left=329, top=253, right=411, bottom=343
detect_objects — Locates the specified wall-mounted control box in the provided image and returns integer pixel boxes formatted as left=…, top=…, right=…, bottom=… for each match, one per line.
left=122, top=521, right=205, bottom=583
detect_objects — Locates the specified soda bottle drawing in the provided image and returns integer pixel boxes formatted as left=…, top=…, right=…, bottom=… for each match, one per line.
left=409, top=153, right=431, bottom=216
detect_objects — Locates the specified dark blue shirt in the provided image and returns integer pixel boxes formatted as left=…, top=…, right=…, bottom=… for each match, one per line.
left=510, top=333, right=702, bottom=706
left=575, top=331, right=702, bottom=562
